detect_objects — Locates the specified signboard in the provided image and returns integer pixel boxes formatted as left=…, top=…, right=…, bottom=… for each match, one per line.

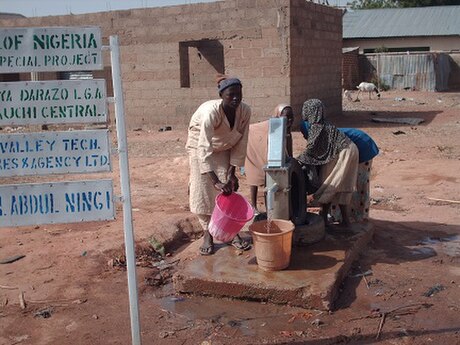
left=0, top=30, right=141, bottom=345
left=0, top=79, right=107, bottom=125
left=0, top=27, right=102, bottom=73
left=0, top=130, right=111, bottom=177
left=0, top=179, right=115, bottom=227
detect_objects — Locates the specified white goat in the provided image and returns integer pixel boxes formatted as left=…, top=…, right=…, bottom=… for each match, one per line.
left=356, top=82, right=381, bottom=101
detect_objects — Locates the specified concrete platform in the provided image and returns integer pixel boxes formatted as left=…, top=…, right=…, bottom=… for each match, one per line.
left=173, top=222, right=373, bottom=310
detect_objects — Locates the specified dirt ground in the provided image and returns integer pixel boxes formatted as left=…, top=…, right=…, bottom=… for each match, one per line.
left=1, top=90, right=459, bottom=345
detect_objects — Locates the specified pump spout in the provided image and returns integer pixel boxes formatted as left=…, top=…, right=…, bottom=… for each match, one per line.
left=265, top=183, right=279, bottom=216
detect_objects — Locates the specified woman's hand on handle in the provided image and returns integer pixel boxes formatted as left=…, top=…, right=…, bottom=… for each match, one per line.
left=228, top=174, right=239, bottom=192
left=215, top=181, right=233, bottom=195
left=227, top=166, right=239, bottom=193
left=208, top=166, right=239, bottom=195
left=208, top=171, right=233, bottom=195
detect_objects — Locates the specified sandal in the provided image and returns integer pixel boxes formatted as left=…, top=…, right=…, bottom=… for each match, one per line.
left=229, top=234, right=252, bottom=251
left=199, top=231, right=214, bottom=256
left=199, top=243, right=214, bottom=256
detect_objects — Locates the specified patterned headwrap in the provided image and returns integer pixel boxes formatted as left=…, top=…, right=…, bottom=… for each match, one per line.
left=218, top=78, right=242, bottom=93
left=297, top=99, right=350, bottom=165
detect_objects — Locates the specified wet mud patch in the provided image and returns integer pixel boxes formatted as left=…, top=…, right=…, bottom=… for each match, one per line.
left=106, top=242, right=163, bottom=270
left=104, top=216, right=204, bottom=292
left=105, top=242, right=182, bottom=294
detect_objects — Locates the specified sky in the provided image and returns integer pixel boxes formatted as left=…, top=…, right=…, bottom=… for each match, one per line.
left=0, top=0, right=217, bottom=17
left=0, top=0, right=348, bottom=18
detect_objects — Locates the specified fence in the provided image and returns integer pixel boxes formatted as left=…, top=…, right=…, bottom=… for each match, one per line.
left=358, top=52, right=454, bottom=91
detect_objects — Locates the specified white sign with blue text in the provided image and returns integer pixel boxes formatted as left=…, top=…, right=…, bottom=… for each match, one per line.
left=0, top=27, right=102, bottom=73
left=0, top=179, right=115, bottom=227
left=0, top=79, right=107, bottom=125
left=0, top=130, right=111, bottom=177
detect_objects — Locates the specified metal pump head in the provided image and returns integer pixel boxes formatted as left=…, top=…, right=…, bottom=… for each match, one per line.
left=266, top=117, right=287, bottom=169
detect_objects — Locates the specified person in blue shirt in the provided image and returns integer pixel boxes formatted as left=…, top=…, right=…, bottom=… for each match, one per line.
left=300, top=119, right=379, bottom=222
left=297, top=99, right=359, bottom=227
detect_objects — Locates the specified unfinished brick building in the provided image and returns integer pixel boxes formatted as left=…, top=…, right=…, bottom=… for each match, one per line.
left=342, top=47, right=360, bottom=91
left=0, top=0, right=342, bottom=129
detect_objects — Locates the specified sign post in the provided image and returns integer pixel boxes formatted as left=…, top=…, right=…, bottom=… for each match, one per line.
left=109, top=35, right=142, bottom=345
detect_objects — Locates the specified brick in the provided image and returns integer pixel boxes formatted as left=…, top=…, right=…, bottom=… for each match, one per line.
left=163, top=5, right=186, bottom=16
left=262, top=66, right=283, bottom=77
left=225, top=48, right=243, bottom=59
left=257, top=57, right=284, bottom=67
left=237, top=0, right=257, bottom=8
left=219, top=1, right=238, bottom=10
left=238, top=66, right=264, bottom=78
left=242, top=48, right=262, bottom=59
left=250, top=38, right=271, bottom=49
left=197, top=1, right=221, bottom=13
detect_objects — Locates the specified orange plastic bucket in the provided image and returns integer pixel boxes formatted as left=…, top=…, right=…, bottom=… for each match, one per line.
left=208, top=193, right=254, bottom=242
left=249, top=219, right=294, bottom=271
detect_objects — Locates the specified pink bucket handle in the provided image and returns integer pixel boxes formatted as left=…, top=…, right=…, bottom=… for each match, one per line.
left=215, top=192, right=254, bottom=222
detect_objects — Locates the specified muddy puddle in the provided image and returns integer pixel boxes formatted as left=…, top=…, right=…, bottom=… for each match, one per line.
left=421, top=235, right=460, bottom=257
left=146, top=283, right=320, bottom=338
left=409, top=235, right=460, bottom=258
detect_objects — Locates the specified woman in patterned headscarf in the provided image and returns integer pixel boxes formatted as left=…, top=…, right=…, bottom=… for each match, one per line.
left=297, top=99, right=359, bottom=226
left=244, top=104, right=294, bottom=214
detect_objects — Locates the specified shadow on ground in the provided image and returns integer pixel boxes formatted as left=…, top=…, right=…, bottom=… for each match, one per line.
left=331, top=110, right=442, bottom=128
left=335, top=219, right=459, bottom=310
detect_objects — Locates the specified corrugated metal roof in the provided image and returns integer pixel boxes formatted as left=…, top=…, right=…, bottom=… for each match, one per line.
left=344, top=6, right=460, bottom=39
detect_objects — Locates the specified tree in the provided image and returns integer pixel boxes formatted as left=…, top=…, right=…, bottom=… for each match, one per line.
left=349, top=0, right=460, bottom=9
left=349, top=0, right=397, bottom=9
left=349, top=0, right=395, bottom=8
left=398, top=0, right=460, bottom=6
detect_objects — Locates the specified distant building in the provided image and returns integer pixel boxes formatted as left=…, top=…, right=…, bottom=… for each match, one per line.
left=341, top=6, right=460, bottom=91
left=343, top=6, right=460, bottom=53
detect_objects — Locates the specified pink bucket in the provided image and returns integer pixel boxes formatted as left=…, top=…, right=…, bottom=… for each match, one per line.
left=208, top=193, right=254, bottom=242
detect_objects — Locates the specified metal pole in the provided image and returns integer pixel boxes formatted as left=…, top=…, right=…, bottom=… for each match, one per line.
left=109, top=35, right=142, bottom=345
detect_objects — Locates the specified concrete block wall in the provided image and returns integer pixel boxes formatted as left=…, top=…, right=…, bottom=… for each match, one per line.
left=0, top=0, right=291, bottom=128
left=0, top=0, right=342, bottom=129
left=342, top=48, right=360, bottom=90
left=289, top=0, right=342, bottom=122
